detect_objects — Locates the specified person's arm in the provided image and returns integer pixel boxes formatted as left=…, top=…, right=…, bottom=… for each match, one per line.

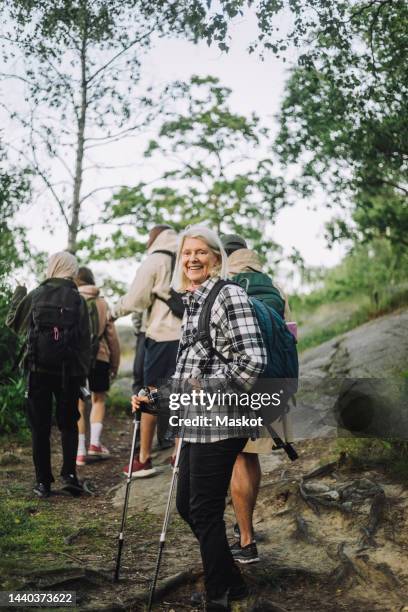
left=214, top=285, right=267, bottom=390
left=105, top=315, right=121, bottom=378
left=6, top=286, right=31, bottom=335
left=131, top=311, right=143, bottom=336
left=111, top=257, right=157, bottom=320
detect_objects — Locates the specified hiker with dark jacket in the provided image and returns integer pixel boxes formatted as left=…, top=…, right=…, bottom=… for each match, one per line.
left=133, top=226, right=267, bottom=611
left=6, top=251, right=91, bottom=498
left=75, top=266, right=120, bottom=466
left=222, top=234, right=293, bottom=565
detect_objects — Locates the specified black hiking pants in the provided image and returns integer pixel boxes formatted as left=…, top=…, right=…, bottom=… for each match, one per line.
left=132, top=332, right=146, bottom=396
left=27, top=372, right=81, bottom=485
left=176, top=437, right=247, bottom=600
left=143, top=338, right=178, bottom=449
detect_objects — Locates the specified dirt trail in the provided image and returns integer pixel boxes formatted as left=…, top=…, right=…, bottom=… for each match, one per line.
left=2, top=419, right=407, bottom=611
left=1, top=308, right=408, bottom=611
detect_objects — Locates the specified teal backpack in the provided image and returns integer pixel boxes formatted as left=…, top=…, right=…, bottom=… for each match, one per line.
left=197, top=279, right=298, bottom=398
left=196, top=279, right=299, bottom=460
left=231, top=270, right=285, bottom=318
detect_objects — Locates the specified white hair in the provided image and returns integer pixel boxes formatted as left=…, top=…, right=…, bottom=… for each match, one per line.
left=171, top=225, right=228, bottom=292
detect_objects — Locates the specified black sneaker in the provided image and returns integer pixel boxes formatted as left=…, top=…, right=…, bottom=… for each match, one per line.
left=190, top=591, right=205, bottom=606
left=230, top=540, right=242, bottom=555
left=61, top=474, right=83, bottom=496
left=231, top=541, right=260, bottom=564
left=33, top=482, right=51, bottom=498
left=205, top=602, right=230, bottom=611
left=191, top=583, right=248, bottom=607
left=206, top=591, right=229, bottom=611
left=228, top=583, right=249, bottom=601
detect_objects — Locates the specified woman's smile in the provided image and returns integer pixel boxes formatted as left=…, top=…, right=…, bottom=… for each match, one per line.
left=182, top=237, right=219, bottom=286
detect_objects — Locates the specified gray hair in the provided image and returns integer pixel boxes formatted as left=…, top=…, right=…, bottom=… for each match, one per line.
left=171, top=226, right=228, bottom=291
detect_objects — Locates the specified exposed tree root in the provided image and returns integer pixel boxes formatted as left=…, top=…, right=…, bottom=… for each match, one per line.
left=358, top=491, right=387, bottom=549
left=249, top=598, right=289, bottom=612
left=21, top=566, right=114, bottom=589
left=330, top=542, right=365, bottom=587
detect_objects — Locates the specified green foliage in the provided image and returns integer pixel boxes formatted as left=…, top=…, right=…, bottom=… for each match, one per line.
left=0, top=484, right=104, bottom=581
left=0, top=155, right=30, bottom=436
left=1, top=0, right=284, bottom=252
left=106, top=386, right=132, bottom=413
left=301, top=239, right=408, bottom=306
left=293, top=239, right=408, bottom=351
left=337, top=438, right=408, bottom=484
left=275, top=1, right=408, bottom=248
left=97, top=75, right=284, bottom=269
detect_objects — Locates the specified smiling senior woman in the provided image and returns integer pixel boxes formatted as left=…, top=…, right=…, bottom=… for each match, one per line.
left=134, top=226, right=266, bottom=611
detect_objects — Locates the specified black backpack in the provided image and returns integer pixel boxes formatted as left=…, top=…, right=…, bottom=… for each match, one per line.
left=152, top=250, right=185, bottom=319
left=26, top=280, right=82, bottom=374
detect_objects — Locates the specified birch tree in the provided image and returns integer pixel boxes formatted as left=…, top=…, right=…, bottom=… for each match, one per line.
left=1, top=0, right=259, bottom=252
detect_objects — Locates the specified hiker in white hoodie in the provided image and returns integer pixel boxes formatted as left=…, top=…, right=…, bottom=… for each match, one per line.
left=111, top=225, right=182, bottom=477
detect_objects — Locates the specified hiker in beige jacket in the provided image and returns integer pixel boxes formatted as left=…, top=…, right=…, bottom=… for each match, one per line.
left=111, top=225, right=182, bottom=477
left=112, top=228, right=181, bottom=342
left=75, top=267, right=121, bottom=466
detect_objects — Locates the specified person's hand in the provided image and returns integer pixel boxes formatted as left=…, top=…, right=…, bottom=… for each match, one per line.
left=131, top=393, right=152, bottom=413
left=110, top=369, right=118, bottom=381
left=189, top=377, right=202, bottom=391
left=14, top=285, right=27, bottom=297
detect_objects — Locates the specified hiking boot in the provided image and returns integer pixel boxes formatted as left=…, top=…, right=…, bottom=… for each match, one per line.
left=33, top=482, right=51, bottom=498
left=191, top=584, right=248, bottom=606
left=190, top=591, right=205, bottom=606
left=61, top=474, right=84, bottom=496
left=122, top=456, right=156, bottom=478
left=205, top=601, right=230, bottom=611
left=230, top=541, right=259, bottom=564
left=88, top=444, right=110, bottom=457
left=76, top=454, right=87, bottom=467
left=228, top=583, right=249, bottom=601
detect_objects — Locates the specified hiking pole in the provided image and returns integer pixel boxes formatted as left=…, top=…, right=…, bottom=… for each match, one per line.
left=114, top=410, right=140, bottom=582
left=147, top=426, right=185, bottom=612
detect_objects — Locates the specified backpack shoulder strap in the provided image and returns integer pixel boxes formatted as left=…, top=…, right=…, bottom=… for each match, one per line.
left=87, top=297, right=103, bottom=339
left=152, top=249, right=175, bottom=272
left=197, top=279, right=239, bottom=365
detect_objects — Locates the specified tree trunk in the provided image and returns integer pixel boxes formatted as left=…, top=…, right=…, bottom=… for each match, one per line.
left=67, top=36, right=87, bottom=253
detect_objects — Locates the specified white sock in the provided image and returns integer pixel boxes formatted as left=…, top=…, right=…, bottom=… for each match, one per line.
left=78, top=434, right=86, bottom=456
left=90, top=422, right=103, bottom=447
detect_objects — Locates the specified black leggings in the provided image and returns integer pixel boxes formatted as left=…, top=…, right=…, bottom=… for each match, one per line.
left=176, top=437, right=247, bottom=600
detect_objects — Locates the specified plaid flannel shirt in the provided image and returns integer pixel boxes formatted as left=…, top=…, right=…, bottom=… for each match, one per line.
left=168, top=276, right=267, bottom=443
